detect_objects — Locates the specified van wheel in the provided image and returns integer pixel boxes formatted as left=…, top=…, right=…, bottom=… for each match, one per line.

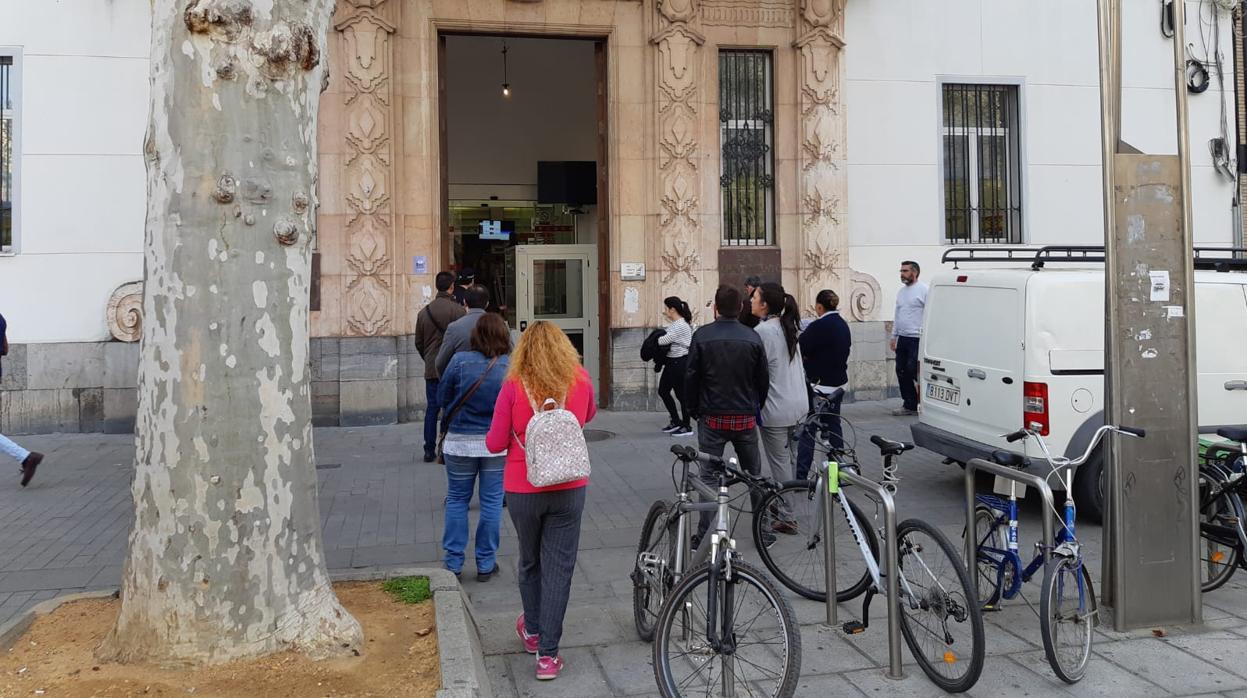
left=1073, top=447, right=1105, bottom=524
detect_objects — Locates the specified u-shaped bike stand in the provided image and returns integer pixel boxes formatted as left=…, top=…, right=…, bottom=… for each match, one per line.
left=821, top=462, right=905, bottom=680
left=963, top=458, right=1058, bottom=601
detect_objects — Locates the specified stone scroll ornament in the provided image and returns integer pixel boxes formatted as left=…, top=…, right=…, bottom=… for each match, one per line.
left=795, top=0, right=880, bottom=321
left=653, top=0, right=705, bottom=315
left=107, top=281, right=144, bottom=343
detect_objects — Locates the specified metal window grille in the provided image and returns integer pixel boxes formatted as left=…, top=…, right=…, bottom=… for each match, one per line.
left=942, top=83, right=1023, bottom=244
left=719, top=50, right=774, bottom=246
left=1, top=55, right=12, bottom=251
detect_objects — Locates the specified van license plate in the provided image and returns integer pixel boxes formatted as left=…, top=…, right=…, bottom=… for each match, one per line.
left=926, top=383, right=960, bottom=405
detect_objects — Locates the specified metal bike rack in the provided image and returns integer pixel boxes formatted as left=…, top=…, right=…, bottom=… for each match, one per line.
left=963, top=458, right=1058, bottom=601
left=821, top=460, right=838, bottom=627
left=836, top=466, right=904, bottom=680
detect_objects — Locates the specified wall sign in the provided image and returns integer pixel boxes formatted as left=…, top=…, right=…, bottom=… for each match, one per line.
left=620, top=262, right=646, bottom=281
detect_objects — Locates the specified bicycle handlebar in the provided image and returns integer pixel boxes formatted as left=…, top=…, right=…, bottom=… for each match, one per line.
left=1118, top=426, right=1146, bottom=438
left=670, top=445, right=768, bottom=488
left=998, top=424, right=1145, bottom=469
left=1004, top=429, right=1028, bottom=443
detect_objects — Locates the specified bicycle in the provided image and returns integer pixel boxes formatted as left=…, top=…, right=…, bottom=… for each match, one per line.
left=1196, top=426, right=1247, bottom=591
left=969, top=423, right=1144, bottom=684
left=633, top=445, right=801, bottom=697
left=757, top=435, right=985, bottom=693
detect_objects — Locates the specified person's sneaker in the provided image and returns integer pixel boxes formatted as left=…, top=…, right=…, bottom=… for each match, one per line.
left=536, top=655, right=564, bottom=680
left=772, top=519, right=799, bottom=535
left=672, top=425, right=694, bottom=437
left=890, top=408, right=919, bottom=416
left=19, top=452, right=42, bottom=488
left=515, top=613, right=539, bottom=654
left=661, top=422, right=681, bottom=434
left=476, top=567, right=495, bottom=583
left=423, top=450, right=437, bottom=463
left=760, top=532, right=778, bottom=549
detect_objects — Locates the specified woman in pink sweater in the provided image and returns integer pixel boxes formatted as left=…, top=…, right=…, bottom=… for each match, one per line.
left=486, top=321, right=596, bottom=681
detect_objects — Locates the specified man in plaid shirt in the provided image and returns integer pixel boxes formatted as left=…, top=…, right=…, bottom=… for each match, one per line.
left=684, top=285, right=770, bottom=544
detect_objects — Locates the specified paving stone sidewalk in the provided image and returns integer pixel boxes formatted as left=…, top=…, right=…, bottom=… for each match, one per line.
left=1, top=400, right=1245, bottom=697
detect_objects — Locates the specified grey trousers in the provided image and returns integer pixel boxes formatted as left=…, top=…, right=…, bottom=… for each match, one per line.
left=758, top=424, right=796, bottom=485
left=507, top=486, right=587, bottom=657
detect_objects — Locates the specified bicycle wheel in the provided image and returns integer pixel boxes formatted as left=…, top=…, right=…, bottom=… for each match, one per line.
left=1040, top=555, right=1097, bottom=684
left=633, top=499, right=678, bottom=641
left=895, top=518, right=985, bottom=693
left=968, top=505, right=1006, bottom=608
left=753, top=481, right=877, bottom=602
left=653, top=559, right=801, bottom=698
left=1198, top=486, right=1241, bottom=592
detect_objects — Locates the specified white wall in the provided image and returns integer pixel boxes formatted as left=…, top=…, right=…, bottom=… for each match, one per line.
left=846, top=0, right=1240, bottom=314
left=0, top=0, right=149, bottom=343
left=445, top=35, right=598, bottom=200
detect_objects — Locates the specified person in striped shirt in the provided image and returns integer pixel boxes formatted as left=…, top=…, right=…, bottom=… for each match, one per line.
left=657, top=297, right=694, bottom=437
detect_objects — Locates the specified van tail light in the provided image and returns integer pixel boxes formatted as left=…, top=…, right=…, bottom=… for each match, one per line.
left=1023, top=382, right=1050, bottom=436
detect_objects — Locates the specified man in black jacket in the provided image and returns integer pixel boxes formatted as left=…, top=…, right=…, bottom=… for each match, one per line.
left=795, top=289, right=851, bottom=480
left=685, top=285, right=770, bottom=541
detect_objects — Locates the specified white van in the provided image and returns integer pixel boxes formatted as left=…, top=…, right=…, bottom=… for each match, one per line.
left=911, top=247, right=1247, bottom=521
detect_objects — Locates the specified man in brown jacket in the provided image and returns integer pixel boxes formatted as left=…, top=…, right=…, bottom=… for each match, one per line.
left=415, top=271, right=466, bottom=462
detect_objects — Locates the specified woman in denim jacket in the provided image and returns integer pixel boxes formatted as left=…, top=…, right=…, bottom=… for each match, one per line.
left=437, top=312, right=511, bottom=581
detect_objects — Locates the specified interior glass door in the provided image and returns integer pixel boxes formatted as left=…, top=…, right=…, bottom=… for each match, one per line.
left=514, top=245, right=599, bottom=388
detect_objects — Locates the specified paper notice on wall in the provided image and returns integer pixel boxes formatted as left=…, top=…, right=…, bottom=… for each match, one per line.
left=1164, top=305, right=1184, bottom=319
left=1149, top=270, right=1170, bottom=302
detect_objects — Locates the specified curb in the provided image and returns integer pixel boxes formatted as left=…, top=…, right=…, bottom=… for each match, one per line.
left=0, top=569, right=489, bottom=698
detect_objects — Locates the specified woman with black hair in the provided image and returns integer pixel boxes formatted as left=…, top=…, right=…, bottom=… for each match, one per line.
left=657, top=296, right=694, bottom=437
left=750, top=283, right=808, bottom=531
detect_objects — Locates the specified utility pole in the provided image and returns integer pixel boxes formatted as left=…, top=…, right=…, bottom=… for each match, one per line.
left=1096, top=0, right=1202, bottom=630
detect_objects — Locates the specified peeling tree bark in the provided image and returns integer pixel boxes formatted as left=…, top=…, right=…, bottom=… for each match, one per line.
left=99, top=0, right=362, bottom=664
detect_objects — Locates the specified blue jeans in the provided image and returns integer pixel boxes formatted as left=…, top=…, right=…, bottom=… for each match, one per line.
left=0, top=433, right=30, bottom=463
left=424, top=378, right=441, bottom=456
left=442, top=453, right=506, bottom=574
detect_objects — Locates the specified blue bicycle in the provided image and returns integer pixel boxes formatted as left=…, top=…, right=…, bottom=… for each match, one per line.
left=969, top=423, right=1144, bottom=684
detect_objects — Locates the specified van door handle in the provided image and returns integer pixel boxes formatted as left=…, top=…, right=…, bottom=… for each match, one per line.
left=1226, top=380, right=1247, bottom=391
left=967, top=368, right=987, bottom=380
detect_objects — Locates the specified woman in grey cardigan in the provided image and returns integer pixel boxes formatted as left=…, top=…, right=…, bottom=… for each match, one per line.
left=749, top=283, right=808, bottom=531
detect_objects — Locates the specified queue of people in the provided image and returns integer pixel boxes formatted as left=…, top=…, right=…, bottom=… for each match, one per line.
left=416, top=261, right=927, bottom=683
left=417, top=271, right=594, bottom=682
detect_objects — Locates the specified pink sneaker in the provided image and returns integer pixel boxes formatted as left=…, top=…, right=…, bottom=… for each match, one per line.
left=515, top=613, right=539, bottom=654
left=536, top=654, right=563, bottom=680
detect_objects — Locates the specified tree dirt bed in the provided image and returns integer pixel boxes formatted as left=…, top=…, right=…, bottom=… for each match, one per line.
left=0, top=582, right=439, bottom=697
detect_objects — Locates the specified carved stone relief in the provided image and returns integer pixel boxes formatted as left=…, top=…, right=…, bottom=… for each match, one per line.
left=794, top=0, right=879, bottom=321
left=335, top=0, right=396, bottom=336
left=702, top=0, right=792, bottom=28
left=107, top=281, right=144, bottom=343
left=653, top=1, right=704, bottom=302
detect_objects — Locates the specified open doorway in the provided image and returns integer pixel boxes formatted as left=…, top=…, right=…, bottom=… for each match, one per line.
left=439, top=33, right=608, bottom=390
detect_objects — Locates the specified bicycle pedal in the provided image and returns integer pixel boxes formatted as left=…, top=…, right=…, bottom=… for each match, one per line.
left=842, top=621, right=866, bottom=635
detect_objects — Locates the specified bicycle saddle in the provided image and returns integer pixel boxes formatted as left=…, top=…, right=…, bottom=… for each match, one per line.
left=990, top=450, right=1028, bottom=468
left=1216, top=426, right=1247, bottom=443
left=869, top=435, right=913, bottom=456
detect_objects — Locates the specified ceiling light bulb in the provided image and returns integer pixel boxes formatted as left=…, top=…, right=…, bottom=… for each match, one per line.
left=502, top=83, right=511, bottom=97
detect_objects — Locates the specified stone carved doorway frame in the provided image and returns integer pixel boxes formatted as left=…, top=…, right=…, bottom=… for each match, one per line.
left=434, top=24, right=614, bottom=405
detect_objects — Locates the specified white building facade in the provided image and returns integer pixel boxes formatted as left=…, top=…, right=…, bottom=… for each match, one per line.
left=0, top=0, right=1240, bottom=433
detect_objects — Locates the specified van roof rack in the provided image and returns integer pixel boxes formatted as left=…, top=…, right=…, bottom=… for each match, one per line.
left=941, top=246, right=1104, bottom=270
left=941, top=245, right=1247, bottom=272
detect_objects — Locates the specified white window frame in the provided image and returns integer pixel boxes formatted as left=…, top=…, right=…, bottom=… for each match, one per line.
left=935, top=76, right=1028, bottom=246
left=0, top=47, right=21, bottom=256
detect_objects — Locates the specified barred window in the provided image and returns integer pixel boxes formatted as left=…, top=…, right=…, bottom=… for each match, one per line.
left=719, top=50, right=774, bottom=246
left=1, top=54, right=15, bottom=253
left=942, top=83, right=1023, bottom=244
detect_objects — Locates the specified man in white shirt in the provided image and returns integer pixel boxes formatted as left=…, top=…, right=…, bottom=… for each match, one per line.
left=890, top=260, right=929, bottom=416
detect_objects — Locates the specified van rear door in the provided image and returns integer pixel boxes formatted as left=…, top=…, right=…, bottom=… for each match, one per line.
left=1194, top=280, right=1247, bottom=429
left=919, top=280, right=1025, bottom=448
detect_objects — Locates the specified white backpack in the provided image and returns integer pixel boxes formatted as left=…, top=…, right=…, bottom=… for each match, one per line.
left=518, top=387, right=592, bottom=488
